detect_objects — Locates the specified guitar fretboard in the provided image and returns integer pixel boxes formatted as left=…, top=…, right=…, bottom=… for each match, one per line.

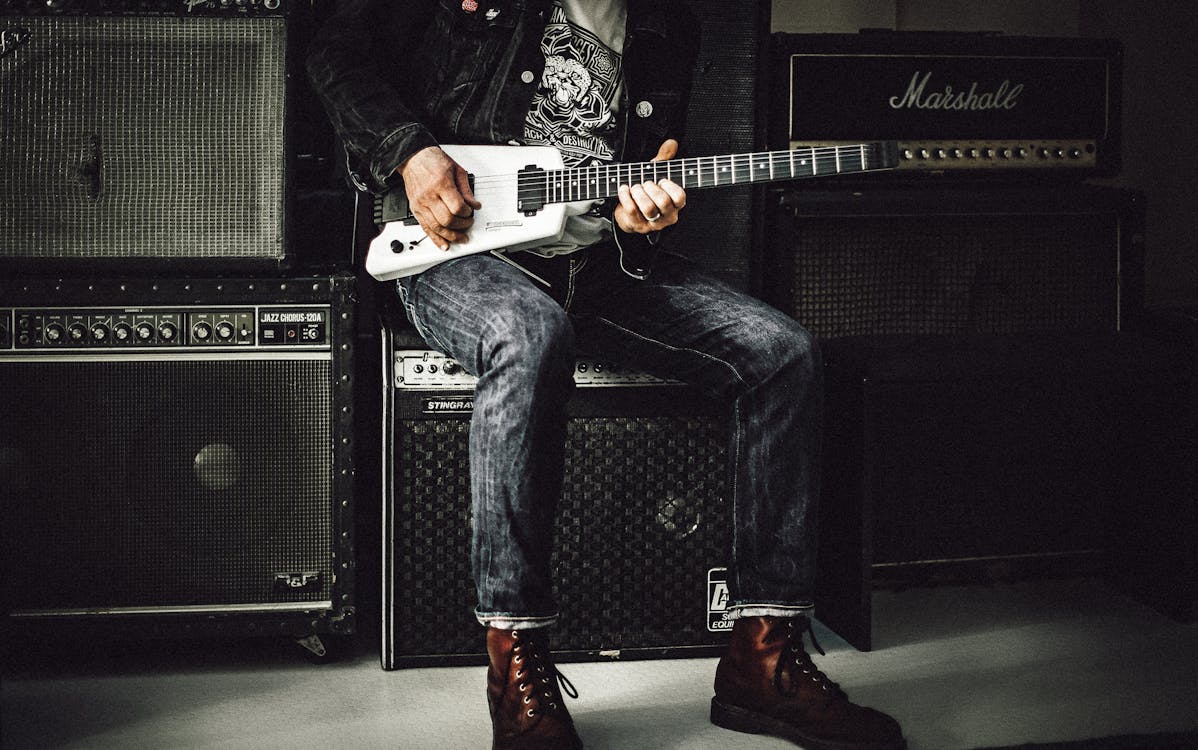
left=529, top=143, right=897, bottom=206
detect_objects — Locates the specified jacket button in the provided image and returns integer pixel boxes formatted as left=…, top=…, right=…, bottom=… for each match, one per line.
left=635, top=100, right=654, bottom=118
left=521, top=70, right=536, bottom=84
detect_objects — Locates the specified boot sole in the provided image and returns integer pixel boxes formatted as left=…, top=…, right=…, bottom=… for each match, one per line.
left=711, top=697, right=907, bottom=750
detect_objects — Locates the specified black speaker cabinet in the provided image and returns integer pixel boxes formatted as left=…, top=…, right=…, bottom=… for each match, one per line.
left=668, top=0, right=770, bottom=291
left=764, top=185, right=1145, bottom=339
left=380, top=329, right=733, bottom=669
left=0, top=3, right=293, bottom=273
left=816, top=333, right=1186, bottom=651
left=0, top=276, right=356, bottom=648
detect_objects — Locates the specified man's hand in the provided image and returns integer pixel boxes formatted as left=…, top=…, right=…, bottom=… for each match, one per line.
left=614, top=139, right=686, bottom=234
left=399, top=146, right=482, bottom=251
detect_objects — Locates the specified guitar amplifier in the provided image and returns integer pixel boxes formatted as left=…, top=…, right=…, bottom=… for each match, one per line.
left=0, top=275, right=356, bottom=650
left=764, top=185, right=1145, bottom=340
left=770, top=33, right=1122, bottom=177
left=0, top=1, right=294, bottom=273
left=380, top=329, right=734, bottom=669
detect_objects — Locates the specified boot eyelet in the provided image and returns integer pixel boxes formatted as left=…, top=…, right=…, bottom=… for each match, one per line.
left=526, top=709, right=537, bottom=718
left=519, top=682, right=528, bottom=691
left=513, top=655, right=523, bottom=664
left=523, top=696, right=532, bottom=704
left=515, top=669, right=524, bottom=678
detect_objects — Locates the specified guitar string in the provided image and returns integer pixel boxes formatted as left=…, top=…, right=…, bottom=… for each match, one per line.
left=466, top=149, right=890, bottom=193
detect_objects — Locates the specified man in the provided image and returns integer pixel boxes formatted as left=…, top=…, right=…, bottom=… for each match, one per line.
left=308, top=2, right=906, bottom=749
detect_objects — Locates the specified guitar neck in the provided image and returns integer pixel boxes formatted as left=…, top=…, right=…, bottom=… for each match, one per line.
left=537, top=142, right=899, bottom=206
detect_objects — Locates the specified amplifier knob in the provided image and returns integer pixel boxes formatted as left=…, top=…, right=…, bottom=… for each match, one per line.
left=982, top=148, right=994, bottom=159
left=158, top=322, right=178, bottom=342
left=966, top=148, right=979, bottom=159
left=1016, top=148, right=1029, bottom=159
left=44, top=323, right=65, bottom=343
left=215, top=321, right=236, bottom=341
left=192, top=322, right=212, bottom=341
left=443, top=361, right=462, bottom=375
left=918, top=148, right=930, bottom=160
left=1055, top=148, right=1066, bottom=159
left=114, top=322, right=133, bottom=342
left=949, top=148, right=962, bottom=159
left=1069, top=148, right=1083, bottom=159
left=135, top=322, right=154, bottom=342
left=67, top=323, right=87, bottom=343
left=934, top=149, right=946, bottom=160
left=90, top=323, right=110, bottom=343
left=901, top=149, right=914, bottom=161
left=1039, top=148, right=1051, bottom=159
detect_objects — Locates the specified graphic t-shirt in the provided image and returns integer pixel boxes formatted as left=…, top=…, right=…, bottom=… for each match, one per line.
left=522, top=0, right=626, bottom=256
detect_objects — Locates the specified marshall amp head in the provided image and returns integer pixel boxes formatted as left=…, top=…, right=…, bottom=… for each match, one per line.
left=771, top=33, right=1122, bottom=177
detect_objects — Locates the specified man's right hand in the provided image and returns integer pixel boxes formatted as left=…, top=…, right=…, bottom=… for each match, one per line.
left=398, top=146, right=482, bottom=251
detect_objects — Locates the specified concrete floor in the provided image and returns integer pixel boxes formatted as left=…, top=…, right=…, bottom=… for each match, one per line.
left=3, top=577, right=1197, bottom=750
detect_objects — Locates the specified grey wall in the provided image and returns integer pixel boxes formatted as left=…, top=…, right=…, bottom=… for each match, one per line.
left=771, top=0, right=1198, bottom=307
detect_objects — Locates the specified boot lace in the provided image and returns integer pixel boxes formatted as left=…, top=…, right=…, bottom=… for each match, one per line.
left=771, top=617, right=846, bottom=699
left=510, top=631, right=579, bottom=719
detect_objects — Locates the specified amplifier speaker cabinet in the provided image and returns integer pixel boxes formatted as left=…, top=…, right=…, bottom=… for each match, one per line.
left=670, top=0, right=770, bottom=290
left=380, top=328, right=733, bottom=669
left=817, top=332, right=1186, bottom=651
left=764, top=185, right=1145, bottom=340
left=0, top=2, right=293, bottom=273
left=0, top=276, right=356, bottom=651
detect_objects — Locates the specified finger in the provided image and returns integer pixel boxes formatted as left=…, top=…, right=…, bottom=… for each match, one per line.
left=455, top=167, right=482, bottom=211
left=657, top=178, right=686, bottom=210
left=653, top=139, right=679, bottom=162
left=631, top=183, right=668, bottom=223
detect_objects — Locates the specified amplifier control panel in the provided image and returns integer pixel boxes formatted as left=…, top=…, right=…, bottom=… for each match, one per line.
left=795, top=140, right=1098, bottom=172
left=0, top=306, right=330, bottom=352
left=394, top=350, right=679, bottom=389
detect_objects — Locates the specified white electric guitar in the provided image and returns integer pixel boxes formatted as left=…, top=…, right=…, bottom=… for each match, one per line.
left=365, top=141, right=900, bottom=281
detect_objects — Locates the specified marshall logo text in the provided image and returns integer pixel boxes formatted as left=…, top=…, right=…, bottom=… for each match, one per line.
left=889, top=71, right=1024, bottom=112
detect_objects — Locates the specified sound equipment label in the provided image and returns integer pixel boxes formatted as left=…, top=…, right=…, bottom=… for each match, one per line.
left=707, top=567, right=732, bottom=632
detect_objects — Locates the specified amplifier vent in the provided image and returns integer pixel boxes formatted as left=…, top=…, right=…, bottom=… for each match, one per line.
left=0, top=16, right=286, bottom=261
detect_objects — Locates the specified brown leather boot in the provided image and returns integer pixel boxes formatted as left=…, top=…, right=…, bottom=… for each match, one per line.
left=486, top=628, right=583, bottom=750
left=712, top=616, right=906, bottom=750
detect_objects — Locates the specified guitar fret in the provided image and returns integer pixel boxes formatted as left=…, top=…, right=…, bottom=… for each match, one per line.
left=537, top=142, right=893, bottom=206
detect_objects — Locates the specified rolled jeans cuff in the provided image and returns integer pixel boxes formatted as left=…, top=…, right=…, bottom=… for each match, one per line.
left=476, top=612, right=559, bottom=630
left=727, top=603, right=815, bottom=620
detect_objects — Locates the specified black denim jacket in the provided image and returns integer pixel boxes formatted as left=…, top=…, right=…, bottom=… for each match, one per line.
left=306, top=0, right=700, bottom=277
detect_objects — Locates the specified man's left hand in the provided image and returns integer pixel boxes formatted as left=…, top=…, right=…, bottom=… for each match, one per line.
left=614, top=139, right=686, bottom=234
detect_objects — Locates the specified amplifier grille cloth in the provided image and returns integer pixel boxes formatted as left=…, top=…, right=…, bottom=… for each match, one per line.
left=0, top=17, right=286, bottom=260
left=394, top=415, right=730, bottom=656
left=667, top=3, right=764, bottom=290
left=790, top=214, right=1119, bottom=339
left=1, top=359, right=332, bottom=611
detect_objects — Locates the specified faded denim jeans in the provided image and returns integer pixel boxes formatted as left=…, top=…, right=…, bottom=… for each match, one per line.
left=396, top=242, right=822, bottom=629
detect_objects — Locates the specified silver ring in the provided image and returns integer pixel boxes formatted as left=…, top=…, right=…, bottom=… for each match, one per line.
left=646, top=213, right=661, bottom=223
